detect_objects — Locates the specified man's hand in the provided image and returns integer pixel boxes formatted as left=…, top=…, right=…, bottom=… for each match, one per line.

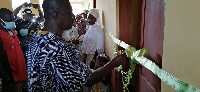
left=29, top=3, right=40, bottom=9
left=111, top=54, right=129, bottom=68
left=78, top=22, right=83, bottom=35
left=35, top=4, right=40, bottom=9
left=71, top=40, right=79, bottom=44
left=23, top=2, right=29, bottom=7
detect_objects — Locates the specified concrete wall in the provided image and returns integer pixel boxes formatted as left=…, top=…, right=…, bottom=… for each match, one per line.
left=162, top=0, right=200, bottom=91
left=96, top=0, right=119, bottom=58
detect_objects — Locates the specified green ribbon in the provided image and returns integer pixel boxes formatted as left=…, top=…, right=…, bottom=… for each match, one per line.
left=97, top=23, right=200, bottom=92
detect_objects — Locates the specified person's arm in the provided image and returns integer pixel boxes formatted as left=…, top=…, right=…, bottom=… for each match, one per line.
left=84, top=54, right=128, bottom=87
left=0, top=37, right=9, bottom=81
left=13, top=2, right=29, bottom=19
left=37, top=9, right=44, bottom=21
left=33, top=4, right=44, bottom=22
left=0, top=37, right=3, bottom=57
left=71, top=40, right=79, bottom=44
left=78, top=22, right=83, bottom=36
left=101, top=73, right=110, bottom=85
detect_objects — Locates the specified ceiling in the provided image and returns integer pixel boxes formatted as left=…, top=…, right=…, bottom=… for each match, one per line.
left=69, top=0, right=85, bottom=2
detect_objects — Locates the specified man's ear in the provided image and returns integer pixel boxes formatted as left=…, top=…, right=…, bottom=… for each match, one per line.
left=94, top=18, right=97, bottom=22
left=53, top=12, right=60, bottom=22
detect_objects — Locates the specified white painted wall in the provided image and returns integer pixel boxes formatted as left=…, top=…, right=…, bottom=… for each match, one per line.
left=96, top=0, right=119, bottom=58
left=70, top=0, right=93, bottom=15
left=84, top=0, right=93, bottom=10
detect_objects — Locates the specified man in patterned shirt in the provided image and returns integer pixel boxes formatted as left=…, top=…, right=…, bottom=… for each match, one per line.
left=26, top=0, right=128, bottom=91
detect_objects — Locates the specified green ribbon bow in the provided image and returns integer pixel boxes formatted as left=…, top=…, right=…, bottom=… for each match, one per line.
left=97, top=23, right=200, bottom=92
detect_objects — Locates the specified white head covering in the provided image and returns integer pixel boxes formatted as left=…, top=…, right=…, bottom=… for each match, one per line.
left=89, top=8, right=99, bottom=19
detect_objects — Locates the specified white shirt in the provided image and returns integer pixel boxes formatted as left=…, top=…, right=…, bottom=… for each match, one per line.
left=81, top=23, right=104, bottom=55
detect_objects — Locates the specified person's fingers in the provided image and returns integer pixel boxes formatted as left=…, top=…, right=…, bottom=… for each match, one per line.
left=122, top=55, right=129, bottom=72
left=113, top=55, right=124, bottom=66
left=79, top=23, right=83, bottom=29
left=116, top=53, right=126, bottom=62
left=28, top=3, right=32, bottom=7
left=23, top=2, right=29, bottom=6
left=38, top=4, right=41, bottom=9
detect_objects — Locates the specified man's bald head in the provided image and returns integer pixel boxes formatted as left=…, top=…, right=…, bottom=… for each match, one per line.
left=42, top=0, right=73, bottom=33
left=42, top=0, right=70, bottom=19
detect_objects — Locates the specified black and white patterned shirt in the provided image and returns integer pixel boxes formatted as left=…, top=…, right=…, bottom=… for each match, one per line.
left=26, top=31, right=92, bottom=92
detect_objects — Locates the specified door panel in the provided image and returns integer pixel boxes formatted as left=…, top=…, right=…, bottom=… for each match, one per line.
left=93, top=0, right=96, bottom=8
left=136, top=0, right=165, bottom=92
left=115, top=0, right=165, bottom=92
left=110, top=0, right=133, bottom=92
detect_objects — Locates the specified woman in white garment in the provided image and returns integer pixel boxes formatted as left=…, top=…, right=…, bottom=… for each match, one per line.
left=81, top=8, right=104, bottom=67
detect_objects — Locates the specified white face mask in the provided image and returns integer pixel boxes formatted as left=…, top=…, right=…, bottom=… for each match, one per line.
left=62, top=30, right=71, bottom=41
